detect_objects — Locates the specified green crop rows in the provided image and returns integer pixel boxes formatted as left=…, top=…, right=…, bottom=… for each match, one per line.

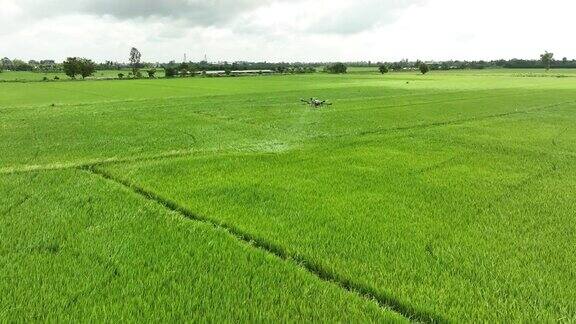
left=1, top=70, right=575, bottom=322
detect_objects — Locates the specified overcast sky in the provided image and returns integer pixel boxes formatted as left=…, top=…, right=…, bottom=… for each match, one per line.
left=0, top=0, right=573, bottom=63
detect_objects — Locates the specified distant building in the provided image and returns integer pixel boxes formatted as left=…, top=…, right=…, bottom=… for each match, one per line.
left=199, top=70, right=274, bottom=76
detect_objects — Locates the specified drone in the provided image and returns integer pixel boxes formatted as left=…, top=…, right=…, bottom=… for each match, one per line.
left=301, top=98, right=333, bottom=108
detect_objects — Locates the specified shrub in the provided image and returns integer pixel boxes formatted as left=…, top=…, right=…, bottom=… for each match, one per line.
left=325, top=63, right=347, bottom=74
left=118, top=73, right=124, bottom=79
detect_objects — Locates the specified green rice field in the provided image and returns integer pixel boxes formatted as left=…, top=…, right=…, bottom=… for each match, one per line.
left=0, top=69, right=165, bottom=82
left=1, top=70, right=575, bottom=322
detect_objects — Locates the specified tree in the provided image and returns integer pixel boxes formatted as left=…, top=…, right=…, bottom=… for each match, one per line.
left=129, top=47, right=142, bottom=76
left=1, top=57, right=11, bottom=70
left=378, top=64, right=389, bottom=74
left=165, top=67, right=177, bottom=78
left=63, top=57, right=80, bottom=79
left=62, top=57, right=95, bottom=79
left=79, top=58, right=96, bottom=79
left=540, top=51, right=554, bottom=70
left=419, top=62, right=430, bottom=75
left=11, top=59, right=32, bottom=71
left=326, top=62, right=347, bottom=74
left=147, top=68, right=156, bottom=78
left=391, top=62, right=403, bottom=71
left=276, top=65, right=287, bottom=73
left=118, top=73, right=124, bottom=79
left=178, top=62, right=190, bottom=77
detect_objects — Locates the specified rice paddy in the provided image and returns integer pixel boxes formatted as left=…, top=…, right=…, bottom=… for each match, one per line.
left=1, top=70, right=575, bottom=322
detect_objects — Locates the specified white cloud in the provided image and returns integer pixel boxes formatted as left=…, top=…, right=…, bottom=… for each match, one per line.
left=0, top=0, right=573, bottom=62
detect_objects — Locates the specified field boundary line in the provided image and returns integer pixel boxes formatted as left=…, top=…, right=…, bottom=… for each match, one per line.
left=0, top=142, right=290, bottom=175
left=82, top=165, right=449, bottom=324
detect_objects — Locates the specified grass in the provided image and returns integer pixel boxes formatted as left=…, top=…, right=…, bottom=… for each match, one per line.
left=1, top=69, right=575, bottom=321
left=0, top=69, right=166, bottom=82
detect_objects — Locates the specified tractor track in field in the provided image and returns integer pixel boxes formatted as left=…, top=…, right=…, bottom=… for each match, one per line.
left=82, top=165, right=449, bottom=324
left=0, top=149, right=201, bottom=175
left=479, top=124, right=571, bottom=214
left=0, top=142, right=283, bottom=175
left=323, top=99, right=576, bottom=139
left=331, top=88, right=541, bottom=114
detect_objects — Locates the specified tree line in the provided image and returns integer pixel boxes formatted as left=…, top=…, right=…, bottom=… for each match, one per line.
left=1, top=50, right=571, bottom=78
left=371, top=52, right=571, bottom=72
left=162, top=60, right=317, bottom=78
